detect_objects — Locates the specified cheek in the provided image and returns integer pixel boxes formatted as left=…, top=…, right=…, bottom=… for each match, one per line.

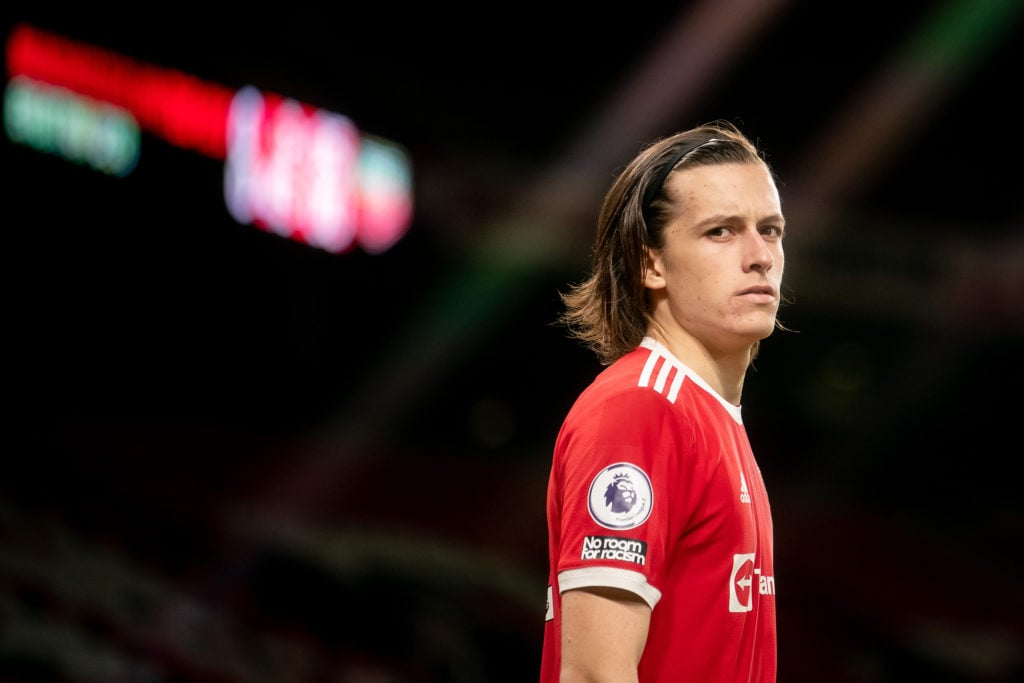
left=663, top=251, right=723, bottom=309
left=669, top=273, right=720, bottom=315
left=666, top=252, right=715, bottom=288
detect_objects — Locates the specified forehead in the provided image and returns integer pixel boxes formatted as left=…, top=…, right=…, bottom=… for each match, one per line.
left=668, top=161, right=781, bottom=217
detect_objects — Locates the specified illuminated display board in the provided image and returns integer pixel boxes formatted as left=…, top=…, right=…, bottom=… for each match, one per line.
left=3, top=23, right=414, bottom=254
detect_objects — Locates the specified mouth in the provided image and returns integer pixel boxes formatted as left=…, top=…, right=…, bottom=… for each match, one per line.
left=736, top=285, right=777, bottom=304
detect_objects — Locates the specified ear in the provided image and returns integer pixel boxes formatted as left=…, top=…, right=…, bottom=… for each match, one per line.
left=643, top=247, right=667, bottom=290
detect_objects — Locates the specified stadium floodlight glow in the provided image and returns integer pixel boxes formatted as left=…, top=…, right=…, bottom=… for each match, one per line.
left=3, top=23, right=414, bottom=255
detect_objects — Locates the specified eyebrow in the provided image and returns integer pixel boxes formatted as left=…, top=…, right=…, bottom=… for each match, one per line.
left=691, top=212, right=786, bottom=228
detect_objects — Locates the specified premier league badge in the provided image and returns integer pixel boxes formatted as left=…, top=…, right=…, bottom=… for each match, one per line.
left=587, top=462, right=653, bottom=529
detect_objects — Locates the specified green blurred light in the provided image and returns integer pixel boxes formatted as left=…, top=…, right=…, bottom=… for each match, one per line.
left=4, top=76, right=140, bottom=177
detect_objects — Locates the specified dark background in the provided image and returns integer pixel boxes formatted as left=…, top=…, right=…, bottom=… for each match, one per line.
left=3, top=2, right=1022, bottom=681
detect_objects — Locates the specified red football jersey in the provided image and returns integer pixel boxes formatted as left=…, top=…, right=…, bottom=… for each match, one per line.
left=541, top=338, right=777, bottom=682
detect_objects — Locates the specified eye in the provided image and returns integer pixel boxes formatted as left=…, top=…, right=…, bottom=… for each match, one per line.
left=706, top=226, right=732, bottom=239
left=759, top=224, right=785, bottom=239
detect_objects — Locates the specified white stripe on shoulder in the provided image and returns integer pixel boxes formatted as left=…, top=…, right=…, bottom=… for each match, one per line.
left=638, top=337, right=743, bottom=422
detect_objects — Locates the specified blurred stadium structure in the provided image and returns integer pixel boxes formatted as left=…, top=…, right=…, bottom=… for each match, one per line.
left=3, top=2, right=1022, bottom=681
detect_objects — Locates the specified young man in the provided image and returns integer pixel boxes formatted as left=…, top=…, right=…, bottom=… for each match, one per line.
left=541, top=120, right=785, bottom=681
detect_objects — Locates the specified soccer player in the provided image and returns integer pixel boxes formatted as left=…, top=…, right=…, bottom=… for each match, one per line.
left=541, top=120, right=786, bottom=681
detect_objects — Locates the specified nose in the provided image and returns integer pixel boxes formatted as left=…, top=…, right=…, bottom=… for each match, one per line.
left=745, top=231, right=774, bottom=273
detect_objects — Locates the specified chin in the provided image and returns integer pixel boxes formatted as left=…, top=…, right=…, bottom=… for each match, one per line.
left=739, top=319, right=778, bottom=342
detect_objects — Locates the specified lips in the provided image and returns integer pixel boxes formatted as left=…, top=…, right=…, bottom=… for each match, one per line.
left=736, top=285, right=776, bottom=303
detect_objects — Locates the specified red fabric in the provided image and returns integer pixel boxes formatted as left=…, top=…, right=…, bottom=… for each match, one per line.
left=541, top=339, right=777, bottom=681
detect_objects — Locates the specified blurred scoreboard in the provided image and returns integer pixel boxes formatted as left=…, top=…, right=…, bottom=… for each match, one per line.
left=3, top=23, right=414, bottom=255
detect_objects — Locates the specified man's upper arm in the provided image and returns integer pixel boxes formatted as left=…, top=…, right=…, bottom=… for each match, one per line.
left=559, top=586, right=651, bottom=682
